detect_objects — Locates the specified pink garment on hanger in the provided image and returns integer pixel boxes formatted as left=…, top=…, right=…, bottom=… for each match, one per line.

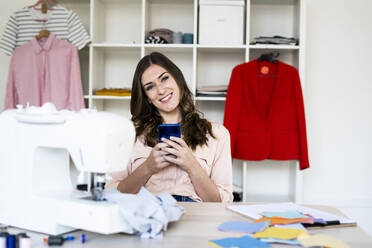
left=4, top=34, right=85, bottom=110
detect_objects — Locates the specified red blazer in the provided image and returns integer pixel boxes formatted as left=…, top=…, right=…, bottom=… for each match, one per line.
left=223, top=59, right=310, bottom=170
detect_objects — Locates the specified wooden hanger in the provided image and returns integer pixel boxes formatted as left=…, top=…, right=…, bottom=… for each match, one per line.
left=36, top=20, right=50, bottom=41
left=29, top=0, right=56, bottom=14
left=36, top=29, right=50, bottom=41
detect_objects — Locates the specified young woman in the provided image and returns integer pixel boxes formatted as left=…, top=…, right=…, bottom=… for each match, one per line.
left=106, top=52, right=233, bottom=202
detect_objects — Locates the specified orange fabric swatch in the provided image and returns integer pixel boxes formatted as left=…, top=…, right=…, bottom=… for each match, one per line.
left=254, top=216, right=312, bottom=225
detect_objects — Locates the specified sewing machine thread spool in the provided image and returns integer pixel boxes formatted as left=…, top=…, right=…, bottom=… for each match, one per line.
left=7, top=235, right=16, bottom=248
left=18, top=237, right=30, bottom=248
left=15, top=233, right=27, bottom=248
left=0, top=232, right=7, bottom=248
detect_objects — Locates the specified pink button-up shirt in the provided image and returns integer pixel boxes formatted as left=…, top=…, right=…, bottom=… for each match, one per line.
left=4, top=34, right=84, bottom=110
left=106, top=122, right=234, bottom=202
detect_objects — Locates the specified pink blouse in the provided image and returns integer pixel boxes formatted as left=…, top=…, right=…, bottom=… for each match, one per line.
left=4, top=34, right=84, bottom=111
left=106, top=122, right=233, bottom=202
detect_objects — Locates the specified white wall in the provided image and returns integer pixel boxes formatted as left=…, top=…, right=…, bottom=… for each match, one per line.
left=0, top=0, right=371, bottom=236
left=303, top=0, right=372, bottom=236
left=303, top=0, right=372, bottom=207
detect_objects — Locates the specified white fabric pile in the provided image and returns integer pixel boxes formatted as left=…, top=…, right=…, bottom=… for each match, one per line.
left=103, top=187, right=185, bottom=239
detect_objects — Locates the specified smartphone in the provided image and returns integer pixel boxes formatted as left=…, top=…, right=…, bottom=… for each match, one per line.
left=158, top=124, right=181, bottom=142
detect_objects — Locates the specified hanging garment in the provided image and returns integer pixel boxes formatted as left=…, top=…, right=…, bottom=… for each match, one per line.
left=4, top=34, right=85, bottom=111
left=223, top=59, right=310, bottom=170
left=0, top=5, right=90, bottom=56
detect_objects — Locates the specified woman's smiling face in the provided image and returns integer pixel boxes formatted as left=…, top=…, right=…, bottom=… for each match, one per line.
left=141, top=64, right=181, bottom=116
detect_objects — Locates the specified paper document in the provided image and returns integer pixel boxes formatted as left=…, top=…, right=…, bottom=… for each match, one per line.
left=227, top=202, right=355, bottom=224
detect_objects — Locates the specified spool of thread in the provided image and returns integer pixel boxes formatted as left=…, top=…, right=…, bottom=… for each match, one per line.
left=172, top=32, right=183, bottom=44
left=7, top=235, right=16, bottom=248
left=0, top=237, right=6, bottom=248
left=0, top=232, right=8, bottom=248
left=18, top=237, right=30, bottom=248
left=182, top=33, right=193, bottom=44
left=15, top=233, right=27, bottom=248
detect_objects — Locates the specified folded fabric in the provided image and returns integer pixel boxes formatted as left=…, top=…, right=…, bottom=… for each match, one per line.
left=251, top=36, right=298, bottom=45
left=197, top=85, right=228, bottom=92
left=147, top=28, right=174, bottom=43
left=145, top=36, right=168, bottom=44
left=94, top=88, right=131, bottom=96
left=103, top=187, right=185, bottom=239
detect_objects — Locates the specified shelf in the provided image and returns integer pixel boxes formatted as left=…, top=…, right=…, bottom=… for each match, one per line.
left=91, top=95, right=131, bottom=100
left=250, top=0, right=300, bottom=41
left=197, top=50, right=245, bottom=88
left=145, top=0, right=194, bottom=38
left=197, top=45, right=246, bottom=49
left=91, top=43, right=142, bottom=48
left=144, top=44, right=194, bottom=53
left=196, top=96, right=226, bottom=101
left=249, top=44, right=300, bottom=50
left=91, top=47, right=140, bottom=92
left=92, top=0, right=142, bottom=44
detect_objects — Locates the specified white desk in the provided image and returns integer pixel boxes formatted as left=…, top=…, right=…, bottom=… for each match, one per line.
left=6, top=202, right=372, bottom=248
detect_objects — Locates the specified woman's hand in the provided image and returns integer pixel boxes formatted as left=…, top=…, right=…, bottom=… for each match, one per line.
left=144, top=142, right=173, bottom=174
left=161, top=136, right=199, bottom=173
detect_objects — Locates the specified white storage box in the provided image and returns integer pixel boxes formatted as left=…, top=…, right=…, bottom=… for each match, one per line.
left=199, top=0, right=245, bottom=45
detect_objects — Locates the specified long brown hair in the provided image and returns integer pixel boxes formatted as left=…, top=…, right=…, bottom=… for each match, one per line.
left=130, top=52, right=214, bottom=150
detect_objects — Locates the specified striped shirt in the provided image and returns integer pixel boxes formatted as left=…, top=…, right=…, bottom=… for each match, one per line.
left=0, top=5, right=90, bottom=56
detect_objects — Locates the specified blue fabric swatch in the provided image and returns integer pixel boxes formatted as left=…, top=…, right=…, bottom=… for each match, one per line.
left=209, top=235, right=271, bottom=248
left=273, top=223, right=307, bottom=230
left=260, top=237, right=300, bottom=245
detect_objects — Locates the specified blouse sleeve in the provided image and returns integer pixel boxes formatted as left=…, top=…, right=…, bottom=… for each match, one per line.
left=0, top=14, right=18, bottom=56
left=67, top=11, right=91, bottom=50
left=210, top=124, right=234, bottom=203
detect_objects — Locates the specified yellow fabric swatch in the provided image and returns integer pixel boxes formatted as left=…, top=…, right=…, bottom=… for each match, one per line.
left=254, top=216, right=310, bottom=225
left=253, top=227, right=306, bottom=240
left=297, top=233, right=350, bottom=248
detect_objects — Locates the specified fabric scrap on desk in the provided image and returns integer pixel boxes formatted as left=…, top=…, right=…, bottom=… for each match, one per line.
left=103, top=187, right=185, bottom=239
left=273, top=223, right=307, bottom=230
left=253, top=227, right=306, bottom=240
left=259, top=238, right=300, bottom=245
left=261, top=210, right=308, bottom=219
left=254, top=216, right=313, bottom=225
left=297, top=233, right=350, bottom=248
left=218, top=221, right=268, bottom=233
left=208, top=235, right=271, bottom=248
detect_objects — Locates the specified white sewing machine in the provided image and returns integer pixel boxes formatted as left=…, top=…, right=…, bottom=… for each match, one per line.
left=0, top=103, right=136, bottom=235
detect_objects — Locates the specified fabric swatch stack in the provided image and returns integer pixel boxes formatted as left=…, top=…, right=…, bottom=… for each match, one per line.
left=208, top=210, right=351, bottom=248
left=94, top=88, right=131, bottom=97
left=251, top=35, right=298, bottom=45
left=196, top=85, right=228, bottom=97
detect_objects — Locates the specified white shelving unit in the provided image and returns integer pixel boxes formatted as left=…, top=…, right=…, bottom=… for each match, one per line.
left=60, top=0, right=306, bottom=203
